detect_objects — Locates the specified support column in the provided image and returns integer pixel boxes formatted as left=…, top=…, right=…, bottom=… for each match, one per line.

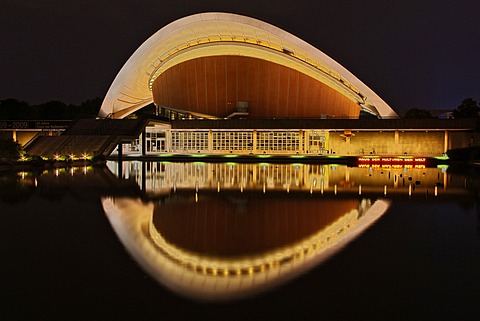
left=142, top=128, right=146, bottom=156
left=444, top=130, right=449, bottom=154
left=208, top=130, right=213, bottom=153
left=298, top=130, right=303, bottom=154
left=253, top=130, right=257, bottom=154
left=395, top=130, right=399, bottom=154
left=166, top=129, right=171, bottom=152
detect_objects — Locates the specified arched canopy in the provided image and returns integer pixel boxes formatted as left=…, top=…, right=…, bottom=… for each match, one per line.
left=100, top=12, right=397, bottom=119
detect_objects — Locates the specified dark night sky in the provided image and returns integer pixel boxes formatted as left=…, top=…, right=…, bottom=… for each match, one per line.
left=1, top=0, right=479, bottom=113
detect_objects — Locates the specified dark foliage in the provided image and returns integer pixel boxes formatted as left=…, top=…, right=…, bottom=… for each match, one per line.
left=0, top=138, right=23, bottom=161
left=446, top=146, right=480, bottom=161
left=404, top=108, right=432, bottom=118
left=0, top=97, right=102, bottom=120
left=452, top=98, right=480, bottom=119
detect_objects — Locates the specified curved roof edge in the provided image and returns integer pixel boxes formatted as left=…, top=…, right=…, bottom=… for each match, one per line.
left=99, top=12, right=398, bottom=119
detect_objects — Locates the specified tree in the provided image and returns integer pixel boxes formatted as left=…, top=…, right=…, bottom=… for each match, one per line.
left=404, top=108, right=432, bottom=118
left=453, top=98, right=480, bottom=119
left=77, top=97, right=102, bottom=118
left=0, top=138, right=23, bottom=161
left=0, top=99, right=30, bottom=119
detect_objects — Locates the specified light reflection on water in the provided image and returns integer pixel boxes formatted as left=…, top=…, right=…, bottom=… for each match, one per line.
left=101, top=161, right=400, bottom=300
left=106, top=161, right=452, bottom=197
left=102, top=195, right=389, bottom=301
left=3, top=162, right=480, bottom=318
left=101, top=161, right=477, bottom=300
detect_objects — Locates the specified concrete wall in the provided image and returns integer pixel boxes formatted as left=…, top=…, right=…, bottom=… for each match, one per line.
left=327, top=131, right=445, bottom=156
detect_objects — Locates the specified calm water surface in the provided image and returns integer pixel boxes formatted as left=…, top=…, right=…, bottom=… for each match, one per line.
left=1, top=161, right=480, bottom=320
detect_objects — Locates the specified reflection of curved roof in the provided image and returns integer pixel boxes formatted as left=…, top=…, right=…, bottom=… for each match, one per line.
left=102, top=196, right=390, bottom=301
left=153, top=197, right=360, bottom=257
left=100, top=12, right=397, bottom=119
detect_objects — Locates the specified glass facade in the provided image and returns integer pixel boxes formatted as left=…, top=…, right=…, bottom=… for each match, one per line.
left=122, top=128, right=319, bottom=155
left=256, top=131, right=300, bottom=153
left=212, top=131, right=253, bottom=152
left=172, top=131, right=209, bottom=153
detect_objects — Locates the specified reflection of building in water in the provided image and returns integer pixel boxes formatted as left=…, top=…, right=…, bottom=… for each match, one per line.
left=102, top=195, right=389, bottom=301
left=107, top=161, right=453, bottom=197
left=154, top=197, right=360, bottom=257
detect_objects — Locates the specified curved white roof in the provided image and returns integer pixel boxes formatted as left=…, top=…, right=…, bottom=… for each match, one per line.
left=99, top=12, right=397, bottom=119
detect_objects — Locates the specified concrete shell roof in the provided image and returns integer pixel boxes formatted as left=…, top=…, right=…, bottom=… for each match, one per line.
left=99, top=12, right=397, bottom=119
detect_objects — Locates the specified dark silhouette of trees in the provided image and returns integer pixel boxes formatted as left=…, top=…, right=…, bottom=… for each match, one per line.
left=453, top=98, right=480, bottom=119
left=404, top=108, right=432, bottom=118
left=0, top=99, right=30, bottom=119
left=0, top=138, right=23, bottom=161
left=130, top=103, right=156, bottom=118
left=0, top=98, right=102, bottom=120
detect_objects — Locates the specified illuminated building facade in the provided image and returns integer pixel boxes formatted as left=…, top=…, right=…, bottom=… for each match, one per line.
left=98, top=12, right=476, bottom=157
left=100, top=12, right=397, bottom=120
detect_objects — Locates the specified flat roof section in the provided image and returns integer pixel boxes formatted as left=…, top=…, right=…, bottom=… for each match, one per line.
left=171, top=118, right=477, bottom=131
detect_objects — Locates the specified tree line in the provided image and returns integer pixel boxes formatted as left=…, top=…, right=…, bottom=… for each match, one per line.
left=0, top=98, right=102, bottom=120
left=404, top=98, right=480, bottom=119
left=1, top=97, right=479, bottom=120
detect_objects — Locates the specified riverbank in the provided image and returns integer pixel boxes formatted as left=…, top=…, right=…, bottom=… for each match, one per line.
left=0, top=153, right=456, bottom=171
left=106, top=153, right=450, bottom=167
left=0, top=159, right=105, bottom=172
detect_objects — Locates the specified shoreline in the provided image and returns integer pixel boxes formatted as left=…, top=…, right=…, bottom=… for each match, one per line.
left=0, top=153, right=455, bottom=171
